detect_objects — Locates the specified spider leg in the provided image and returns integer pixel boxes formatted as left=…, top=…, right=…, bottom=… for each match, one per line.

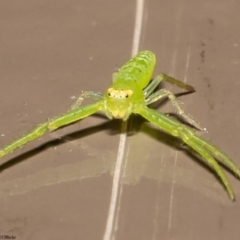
left=156, top=73, right=195, bottom=91
left=144, top=74, right=195, bottom=98
left=143, top=76, right=162, bottom=97
left=192, top=137, right=240, bottom=178
left=146, top=88, right=202, bottom=130
left=71, top=91, right=104, bottom=110
left=134, top=105, right=240, bottom=200
left=0, top=102, right=103, bottom=159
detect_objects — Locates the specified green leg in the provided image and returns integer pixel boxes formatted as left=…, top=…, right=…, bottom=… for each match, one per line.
left=134, top=105, right=239, bottom=200
left=191, top=136, right=240, bottom=178
left=71, top=91, right=104, bottom=110
left=146, top=88, right=202, bottom=130
left=0, top=122, right=48, bottom=158
left=144, top=74, right=195, bottom=98
left=143, top=76, right=162, bottom=97
left=0, top=102, right=103, bottom=159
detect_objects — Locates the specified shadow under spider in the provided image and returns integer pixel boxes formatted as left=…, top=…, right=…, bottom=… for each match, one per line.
left=0, top=98, right=232, bottom=187
left=131, top=114, right=235, bottom=185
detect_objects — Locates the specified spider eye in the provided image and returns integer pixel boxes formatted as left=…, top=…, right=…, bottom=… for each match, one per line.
left=126, top=90, right=133, bottom=97
left=107, top=88, right=133, bottom=99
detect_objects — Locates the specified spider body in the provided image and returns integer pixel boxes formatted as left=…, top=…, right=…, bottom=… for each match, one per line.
left=105, top=51, right=155, bottom=120
left=0, top=50, right=239, bottom=200
left=113, top=50, right=156, bottom=88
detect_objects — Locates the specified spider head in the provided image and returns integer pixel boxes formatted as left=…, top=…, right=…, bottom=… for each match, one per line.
left=104, top=81, right=144, bottom=120
left=107, top=88, right=133, bottom=99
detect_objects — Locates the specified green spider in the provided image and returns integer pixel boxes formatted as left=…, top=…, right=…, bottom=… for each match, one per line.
left=0, top=50, right=239, bottom=200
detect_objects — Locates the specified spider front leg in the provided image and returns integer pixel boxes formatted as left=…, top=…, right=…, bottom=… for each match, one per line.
left=143, top=73, right=194, bottom=98
left=0, top=102, right=102, bottom=159
left=71, top=91, right=104, bottom=110
left=143, top=74, right=202, bottom=130
left=135, top=105, right=240, bottom=200
left=145, top=86, right=202, bottom=130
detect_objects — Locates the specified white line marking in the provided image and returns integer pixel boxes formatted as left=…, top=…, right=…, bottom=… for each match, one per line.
left=184, top=44, right=191, bottom=82
left=103, top=1, right=145, bottom=239
left=132, top=0, right=144, bottom=56
left=167, top=152, right=177, bottom=231
left=167, top=7, right=183, bottom=232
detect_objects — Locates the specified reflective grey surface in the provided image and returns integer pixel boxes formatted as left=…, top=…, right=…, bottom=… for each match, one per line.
left=0, top=1, right=240, bottom=239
